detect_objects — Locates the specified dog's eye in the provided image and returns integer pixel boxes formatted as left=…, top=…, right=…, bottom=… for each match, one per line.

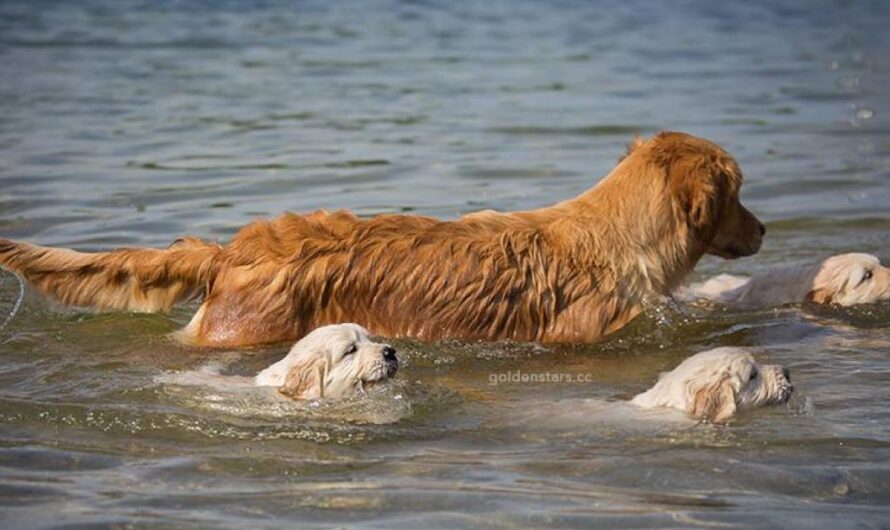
left=344, top=344, right=358, bottom=356
left=858, top=269, right=873, bottom=286
left=749, top=369, right=758, bottom=381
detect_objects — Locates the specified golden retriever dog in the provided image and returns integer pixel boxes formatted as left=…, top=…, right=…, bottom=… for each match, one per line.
left=679, top=253, right=890, bottom=308
left=0, top=131, right=763, bottom=347
left=492, top=347, right=792, bottom=430
left=631, top=347, right=793, bottom=423
left=255, top=323, right=398, bottom=399
left=159, top=323, right=399, bottom=400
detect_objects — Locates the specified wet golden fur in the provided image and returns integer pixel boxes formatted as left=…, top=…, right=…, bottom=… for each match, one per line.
left=255, top=323, right=399, bottom=400
left=0, top=131, right=763, bottom=347
left=631, top=347, right=793, bottom=423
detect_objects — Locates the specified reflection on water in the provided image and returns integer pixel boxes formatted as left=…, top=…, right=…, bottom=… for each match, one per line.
left=2, top=0, right=890, bottom=528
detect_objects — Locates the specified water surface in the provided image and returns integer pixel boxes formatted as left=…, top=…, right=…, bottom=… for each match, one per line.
left=1, top=1, right=890, bottom=528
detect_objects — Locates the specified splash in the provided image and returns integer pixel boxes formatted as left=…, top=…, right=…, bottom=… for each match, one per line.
left=785, top=392, right=815, bottom=417
left=156, top=368, right=415, bottom=426
left=0, top=271, right=25, bottom=333
left=634, top=294, right=699, bottom=349
left=641, top=294, right=695, bottom=327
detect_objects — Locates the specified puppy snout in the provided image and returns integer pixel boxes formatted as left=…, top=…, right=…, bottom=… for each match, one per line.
left=776, top=366, right=794, bottom=401
left=382, top=345, right=399, bottom=378
left=758, top=221, right=766, bottom=237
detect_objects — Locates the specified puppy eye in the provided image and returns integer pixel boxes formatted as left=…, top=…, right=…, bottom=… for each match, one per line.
left=858, top=269, right=873, bottom=286
left=345, top=344, right=358, bottom=356
left=749, top=369, right=758, bottom=381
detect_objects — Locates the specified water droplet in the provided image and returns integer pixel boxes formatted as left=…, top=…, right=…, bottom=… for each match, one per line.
left=855, top=108, right=874, bottom=120
left=833, top=482, right=850, bottom=496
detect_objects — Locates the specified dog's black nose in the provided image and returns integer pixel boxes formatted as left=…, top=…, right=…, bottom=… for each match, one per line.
left=782, top=367, right=790, bottom=381
left=383, top=346, right=397, bottom=361
left=759, top=222, right=766, bottom=237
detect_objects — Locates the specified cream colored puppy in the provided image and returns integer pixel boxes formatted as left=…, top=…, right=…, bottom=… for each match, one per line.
left=255, top=323, right=399, bottom=399
left=679, top=253, right=890, bottom=307
left=631, top=347, right=792, bottom=423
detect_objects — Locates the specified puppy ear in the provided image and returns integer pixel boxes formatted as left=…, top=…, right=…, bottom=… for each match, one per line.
left=278, top=357, right=327, bottom=399
left=690, top=374, right=737, bottom=423
left=806, top=263, right=855, bottom=305
left=805, top=287, right=834, bottom=304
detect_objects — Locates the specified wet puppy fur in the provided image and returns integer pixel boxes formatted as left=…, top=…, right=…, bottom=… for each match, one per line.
left=0, top=131, right=764, bottom=347
left=680, top=253, right=890, bottom=308
left=632, top=347, right=793, bottom=423
left=255, top=323, right=399, bottom=399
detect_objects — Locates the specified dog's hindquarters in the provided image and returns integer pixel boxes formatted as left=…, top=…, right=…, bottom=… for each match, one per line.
left=0, top=236, right=221, bottom=312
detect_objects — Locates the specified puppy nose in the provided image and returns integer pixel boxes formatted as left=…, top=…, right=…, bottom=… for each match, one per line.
left=383, top=346, right=397, bottom=361
left=782, top=367, right=790, bottom=381
left=758, top=222, right=766, bottom=237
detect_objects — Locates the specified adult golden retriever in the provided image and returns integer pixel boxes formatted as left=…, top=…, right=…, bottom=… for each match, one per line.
left=0, top=131, right=764, bottom=347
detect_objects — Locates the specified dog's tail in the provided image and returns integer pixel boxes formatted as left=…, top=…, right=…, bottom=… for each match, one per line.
left=0, top=236, right=221, bottom=312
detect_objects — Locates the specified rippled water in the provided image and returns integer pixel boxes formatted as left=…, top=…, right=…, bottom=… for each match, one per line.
left=2, top=1, right=890, bottom=528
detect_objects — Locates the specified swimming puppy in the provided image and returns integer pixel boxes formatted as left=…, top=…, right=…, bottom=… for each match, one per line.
left=679, top=253, right=890, bottom=307
left=255, top=323, right=399, bottom=399
left=631, top=347, right=792, bottom=423
left=0, top=131, right=764, bottom=347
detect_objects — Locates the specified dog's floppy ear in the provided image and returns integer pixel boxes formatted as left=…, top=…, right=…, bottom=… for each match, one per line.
left=278, top=356, right=328, bottom=399
left=690, top=373, right=738, bottom=423
left=688, top=177, right=719, bottom=233
left=689, top=161, right=733, bottom=235
left=805, top=263, right=854, bottom=305
left=664, top=156, right=723, bottom=236
left=666, top=148, right=742, bottom=236
left=805, top=287, right=834, bottom=305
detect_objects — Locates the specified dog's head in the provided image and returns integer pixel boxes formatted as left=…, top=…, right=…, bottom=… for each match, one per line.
left=256, top=323, right=399, bottom=400
left=631, top=347, right=792, bottom=423
left=806, top=253, right=890, bottom=307
left=634, top=132, right=764, bottom=259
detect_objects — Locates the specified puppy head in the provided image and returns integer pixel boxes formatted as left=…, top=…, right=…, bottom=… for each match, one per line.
left=632, top=347, right=792, bottom=423
left=684, top=349, right=792, bottom=422
left=806, top=253, right=890, bottom=307
left=274, top=324, right=399, bottom=400
left=645, top=132, right=764, bottom=259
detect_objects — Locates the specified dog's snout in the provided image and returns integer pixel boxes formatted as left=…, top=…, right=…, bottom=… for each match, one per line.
left=782, top=367, right=790, bottom=382
left=758, top=221, right=766, bottom=237
left=383, top=345, right=399, bottom=378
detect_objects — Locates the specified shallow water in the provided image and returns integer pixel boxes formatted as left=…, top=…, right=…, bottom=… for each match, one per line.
left=2, top=1, right=890, bottom=528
